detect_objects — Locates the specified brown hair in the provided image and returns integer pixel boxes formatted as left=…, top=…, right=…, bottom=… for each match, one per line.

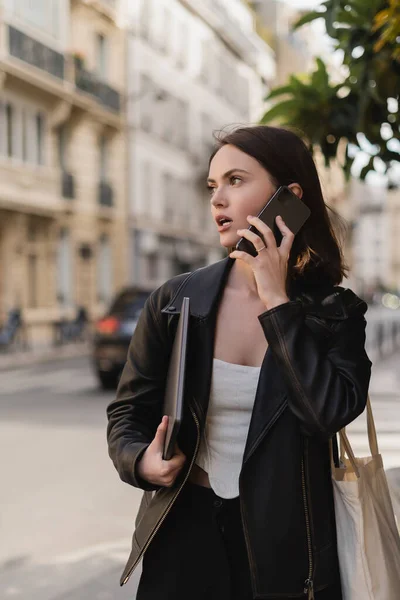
left=209, top=125, right=348, bottom=290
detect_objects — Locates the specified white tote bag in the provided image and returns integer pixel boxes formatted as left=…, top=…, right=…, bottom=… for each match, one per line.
left=331, top=396, right=400, bottom=600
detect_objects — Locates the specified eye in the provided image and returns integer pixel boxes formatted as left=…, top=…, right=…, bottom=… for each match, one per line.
left=230, top=176, right=241, bottom=186
left=207, top=185, right=216, bottom=196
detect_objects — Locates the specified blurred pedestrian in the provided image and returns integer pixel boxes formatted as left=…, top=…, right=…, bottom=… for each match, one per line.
left=107, top=126, right=372, bottom=599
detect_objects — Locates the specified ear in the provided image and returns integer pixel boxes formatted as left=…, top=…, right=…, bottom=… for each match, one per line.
left=288, top=183, right=303, bottom=199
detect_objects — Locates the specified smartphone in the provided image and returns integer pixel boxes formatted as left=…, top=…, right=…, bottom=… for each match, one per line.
left=236, top=185, right=311, bottom=257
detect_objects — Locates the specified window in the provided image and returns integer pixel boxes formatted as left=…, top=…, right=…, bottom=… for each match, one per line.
left=0, top=101, right=4, bottom=155
left=6, top=103, right=14, bottom=157
left=99, top=135, right=108, bottom=181
left=140, top=0, right=151, bottom=41
left=147, top=254, right=158, bottom=281
left=142, top=161, right=152, bottom=216
left=36, top=113, right=44, bottom=165
left=158, top=6, right=170, bottom=52
left=57, top=124, right=67, bottom=169
left=97, top=234, right=112, bottom=303
left=176, top=100, right=188, bottom=150
left=13, top=0, right=61, bottom=40
left=176, top=21, right=186, bottom=69
left=57, top=228, right=72, bottom=307
left=2, top=100, right=47, bottom=164
left=139, top=74, right=152, bottom=132
left=199, top=39, right=211, bottom=83
left=201, top=113, right=213, bottom=156
left=237, top=74, right=250, bottom=115
left=21, top=109, right=28, bottom=162
left=96, top=34, right=108, bottom=80
left=28, top=253, right=38, bottom=308
left=163, top=172, right=173, bottom=222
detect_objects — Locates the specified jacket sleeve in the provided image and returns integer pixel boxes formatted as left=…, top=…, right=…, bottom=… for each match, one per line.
left=258, top=300, right=372, bottom=439
left=106, top=291, right=170, bottom=491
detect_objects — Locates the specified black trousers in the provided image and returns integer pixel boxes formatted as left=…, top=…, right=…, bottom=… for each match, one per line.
left=136, top=482, right=342, bottom=600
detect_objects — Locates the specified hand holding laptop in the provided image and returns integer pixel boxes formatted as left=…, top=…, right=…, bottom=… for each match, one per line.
left=136, top=296, right=190, bottom=487
left=136, top=415, right=186, bottom=487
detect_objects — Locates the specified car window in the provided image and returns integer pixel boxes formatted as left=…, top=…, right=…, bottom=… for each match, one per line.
left=110, top=290, right=150, bottom=316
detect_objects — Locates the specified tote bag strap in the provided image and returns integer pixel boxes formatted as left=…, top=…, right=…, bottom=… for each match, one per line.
left=331, top=395, right=379, bottom=478
left=340, top=395, right=379, bottom=461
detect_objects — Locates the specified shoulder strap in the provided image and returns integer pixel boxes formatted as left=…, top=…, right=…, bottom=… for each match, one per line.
left=331, top=396, right=379, bottom=478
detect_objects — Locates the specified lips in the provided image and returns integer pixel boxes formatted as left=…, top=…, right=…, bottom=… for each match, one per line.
left=215, top=215, right=233, bottom=232
left=217, top=221, right=232, bottom=232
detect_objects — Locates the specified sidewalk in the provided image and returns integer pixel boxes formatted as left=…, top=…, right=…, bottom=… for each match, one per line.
left=0, top=341, right=91, bottom=372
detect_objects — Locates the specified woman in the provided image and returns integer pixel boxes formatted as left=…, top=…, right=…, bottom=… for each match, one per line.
left=107, top=126, right=372, bottom=600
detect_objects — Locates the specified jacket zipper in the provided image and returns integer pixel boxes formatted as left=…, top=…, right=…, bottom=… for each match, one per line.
left=301, top=438, right=314, bottom=600
left=238, top=401, right=288, bottom=595
left=121, top=399, right=201, bottom=586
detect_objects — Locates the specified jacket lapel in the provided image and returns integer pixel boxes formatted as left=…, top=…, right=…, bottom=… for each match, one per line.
left=161, top=256, right=290, bottom=457
left=243, top=348, right=288, bottom=464
left=161, top=257, right=234, bottom=318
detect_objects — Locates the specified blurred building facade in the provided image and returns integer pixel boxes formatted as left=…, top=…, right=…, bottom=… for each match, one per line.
left=350, top=180, right=400, bottom=297
left=0, top=0, right=126, bottom=346
left=250, top=0, right=360, bottom=286
left=248, top=0, right=315, bottom=85
left=125, top=0, right=275, bottom=290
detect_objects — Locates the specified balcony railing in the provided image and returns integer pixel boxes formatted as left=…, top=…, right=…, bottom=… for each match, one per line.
left=61, top=171, right=75, bottom=199
left=98, top=181, right=114, bottom=207
left=75, top=64, right=121, bottom=113
left=8, top=26, right=65, bottom=80
left=6, top=27, right=121, bottom=114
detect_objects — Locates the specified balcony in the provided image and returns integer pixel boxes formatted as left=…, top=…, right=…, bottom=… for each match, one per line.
left=2, top=26, right=121, bottom=118
left=8, top=26, right=65, bottom=80
left=61, top=171, right=75, bottom=199
left=189, top=0, right=265, bottom=67
left=98, top=181, right=114, bottom=207
left=0, top=160, right=64, bottom=215
left=75, top=62, right=121, bottom=113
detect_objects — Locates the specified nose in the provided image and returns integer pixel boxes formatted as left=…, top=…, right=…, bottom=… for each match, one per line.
left=210, top=188, right=228, bottom=208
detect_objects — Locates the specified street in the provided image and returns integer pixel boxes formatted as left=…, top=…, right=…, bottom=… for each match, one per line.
left=1, top=354, right=400, bottom=599
left=0, top=357, right=143, bottom=600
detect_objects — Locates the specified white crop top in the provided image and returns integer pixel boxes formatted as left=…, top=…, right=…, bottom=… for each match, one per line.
left=195, top=358, right=261, bottom=499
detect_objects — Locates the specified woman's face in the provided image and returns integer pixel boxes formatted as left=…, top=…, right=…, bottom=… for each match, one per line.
left=207, top=144, right=277, bottom=249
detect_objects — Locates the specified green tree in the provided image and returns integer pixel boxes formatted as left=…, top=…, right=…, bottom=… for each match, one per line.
left=261, top=0, right=400, bottom=185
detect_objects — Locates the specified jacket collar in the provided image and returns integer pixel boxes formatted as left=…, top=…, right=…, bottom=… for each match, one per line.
left=161, top=257, right=234, bottom=319
left=161, top=257, right=357, bottom=321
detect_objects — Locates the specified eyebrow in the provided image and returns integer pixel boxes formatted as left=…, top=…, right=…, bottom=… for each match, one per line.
left=207, top=168, right=250, bottom=184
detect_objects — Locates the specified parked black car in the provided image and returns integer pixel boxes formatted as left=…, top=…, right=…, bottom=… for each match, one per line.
left=93, top=287, right=151, bottom=389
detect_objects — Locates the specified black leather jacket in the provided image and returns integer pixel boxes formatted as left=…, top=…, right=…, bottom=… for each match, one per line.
left=106, top=257, right=372, bottom=598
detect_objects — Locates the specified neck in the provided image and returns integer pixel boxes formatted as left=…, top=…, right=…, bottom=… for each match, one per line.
left=229, top=258, right=259, bottom=298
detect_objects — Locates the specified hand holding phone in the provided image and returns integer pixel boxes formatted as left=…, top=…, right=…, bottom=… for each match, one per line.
left=236, top=186, right=311, bottom=257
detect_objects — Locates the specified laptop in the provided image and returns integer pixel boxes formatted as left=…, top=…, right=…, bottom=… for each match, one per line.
left=162, top=296, right=190, bottom=461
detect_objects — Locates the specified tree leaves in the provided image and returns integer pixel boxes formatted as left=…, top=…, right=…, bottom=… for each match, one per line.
left=373, top=0, right=400, bottom=60
left=261, top=0, right=400, bottom=186
left=292, top=9, right=324, bottom=30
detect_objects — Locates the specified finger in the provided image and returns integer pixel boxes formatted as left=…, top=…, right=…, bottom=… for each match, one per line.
left=168, top=452, right=187, bottom=469
left=247, top=216, right=276, bottom=248
left=153, top=415, right=168, bottom=451
left=229, top=250, right=254, bottom=265
left=173, top=443, right=185, bottom=457
left=237, top=228, right=265, bottom=251
left=276, top=216, right=295, bottom=254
